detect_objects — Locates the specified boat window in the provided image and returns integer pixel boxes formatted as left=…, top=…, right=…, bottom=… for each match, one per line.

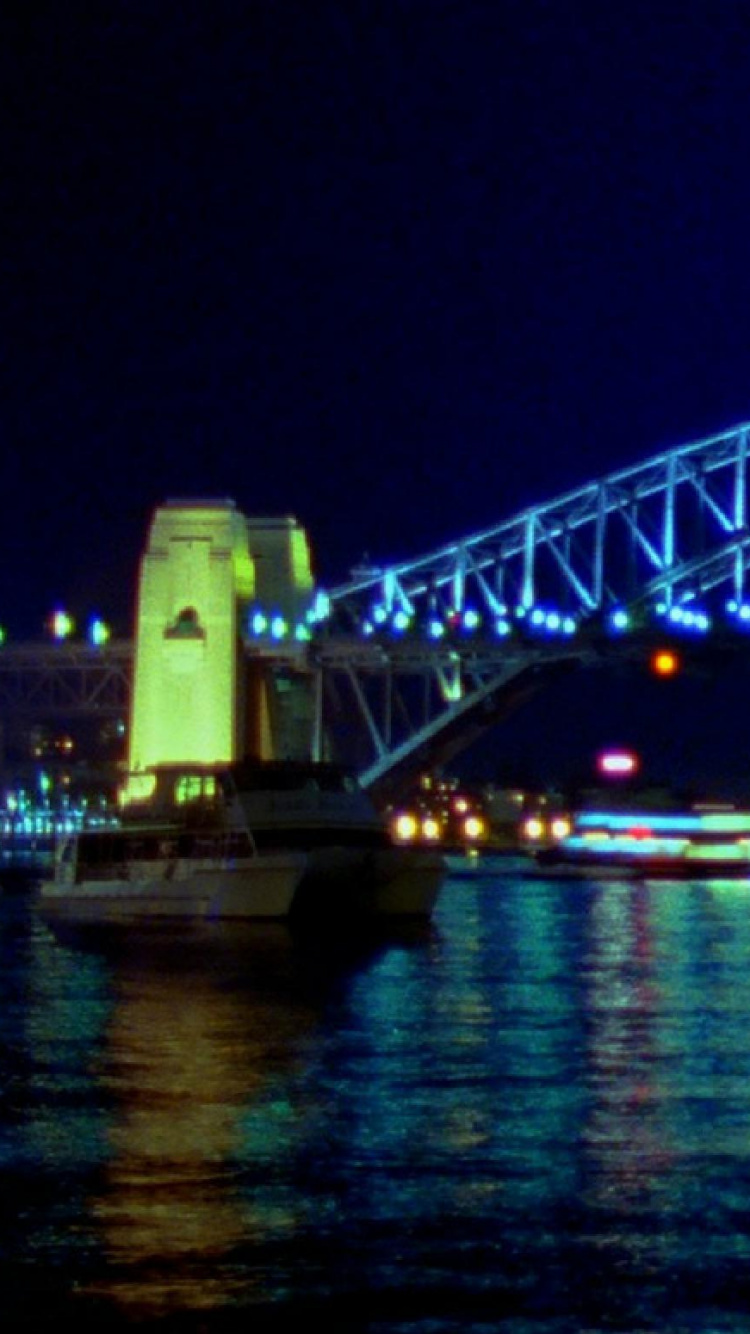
left=175, top=774, right=217, bottom=804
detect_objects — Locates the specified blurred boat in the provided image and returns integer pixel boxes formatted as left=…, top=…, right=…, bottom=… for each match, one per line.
left=528, top=804, right=750, bottom=879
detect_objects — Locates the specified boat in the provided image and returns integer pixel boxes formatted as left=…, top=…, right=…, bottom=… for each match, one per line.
left=41, top=759, right=445, bottom=924
left=40, top=821, right=307, bottom=923
left=222, top=758, right=445, bottom=920
left=524, top=803, right=750, bottom=880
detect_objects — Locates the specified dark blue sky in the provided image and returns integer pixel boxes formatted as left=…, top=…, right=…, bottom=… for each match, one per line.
left=4, top=0, right=750, bottom=641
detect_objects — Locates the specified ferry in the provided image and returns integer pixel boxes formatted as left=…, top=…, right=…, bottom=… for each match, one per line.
left=523, top=803, right=750, bottom=879
left=40, top=760, right=445, bottom=923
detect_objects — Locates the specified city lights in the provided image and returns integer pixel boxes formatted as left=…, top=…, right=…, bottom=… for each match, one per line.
left=597, top=749, right=639, bottom=777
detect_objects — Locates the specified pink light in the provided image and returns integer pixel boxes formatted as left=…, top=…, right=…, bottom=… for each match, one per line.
left=598, top=750, right=638, bottom=777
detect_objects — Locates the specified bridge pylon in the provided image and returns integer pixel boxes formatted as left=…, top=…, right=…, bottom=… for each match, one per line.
left=126, top=499, right=316, bottom=791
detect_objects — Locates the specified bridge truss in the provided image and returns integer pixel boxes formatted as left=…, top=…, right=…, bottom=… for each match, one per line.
left=320, top=422, right=750, bottom=794
left=0, top=642, right=132, bottom=717
left=4, top=424, right=750, bottom=796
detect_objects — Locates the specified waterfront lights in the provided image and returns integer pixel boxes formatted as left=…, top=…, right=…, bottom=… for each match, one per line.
left=462, top=609, right=481, bottom=631
left=422, top=817, right=441, bottom=840
left=428, top=618, right=445, bottom=639
left=463, top=814, right=486, bottom=840
left=250, top=611, right=268, bottom=635
left=610, top=609, right=630, bottom=631
left=392, top=609, right=411, bottom=632
left=393, top=812, right=418, bottom=842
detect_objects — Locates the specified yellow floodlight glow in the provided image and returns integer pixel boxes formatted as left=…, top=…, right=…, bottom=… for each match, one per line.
left=394, top=812, right=419, bottom=841
left=464, top=815, right=486, bottom=840
left=422, top=817, right=441, bottom=840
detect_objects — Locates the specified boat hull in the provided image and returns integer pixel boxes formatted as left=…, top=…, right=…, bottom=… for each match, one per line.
left=39, top=853, right=307, bottom=922
left=290, top=846, right=445, bottom=920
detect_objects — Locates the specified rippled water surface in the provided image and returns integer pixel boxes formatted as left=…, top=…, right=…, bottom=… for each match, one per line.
left=5, top=869, right=750, bottom=1331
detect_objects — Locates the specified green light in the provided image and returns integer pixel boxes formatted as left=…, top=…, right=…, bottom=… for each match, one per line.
left=51, top=610, right=75, bottom=640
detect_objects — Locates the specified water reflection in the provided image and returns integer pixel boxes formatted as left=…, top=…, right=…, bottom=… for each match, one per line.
left=79, top=932, right=299, bottom=1313
left=582, top=880, right=678, bottom=1224
left=581, top=876, right=750, bottom=1314
left=41, top=920, right=410, bottom=1322
left=9, top=875, right=750, bottom=1328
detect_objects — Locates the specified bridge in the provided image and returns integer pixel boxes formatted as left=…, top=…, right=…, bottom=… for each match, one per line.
left=3, top=421, right=750, bottom=800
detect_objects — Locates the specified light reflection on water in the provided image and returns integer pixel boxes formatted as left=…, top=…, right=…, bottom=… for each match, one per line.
left=4, top=875, right=750, bottom=1328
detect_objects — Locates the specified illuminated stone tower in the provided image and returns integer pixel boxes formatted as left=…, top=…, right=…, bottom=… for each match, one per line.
left=127, top=499, right=315, bottom=782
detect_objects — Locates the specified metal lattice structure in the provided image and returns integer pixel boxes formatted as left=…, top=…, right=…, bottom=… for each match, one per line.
left=0, top=642, right=132, bottom=717
left=4, top=424, right=750, bottom=796
left=318, top=422, right=750, bottom=794
left=330, top=422, right=750, bottom=621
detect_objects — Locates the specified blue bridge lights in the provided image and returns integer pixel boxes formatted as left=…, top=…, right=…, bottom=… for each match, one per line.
left=726, top=598, right=750, bottom=626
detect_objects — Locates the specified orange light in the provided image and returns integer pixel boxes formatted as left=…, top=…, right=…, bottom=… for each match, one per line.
left=651, top=649, right=679, bottom=676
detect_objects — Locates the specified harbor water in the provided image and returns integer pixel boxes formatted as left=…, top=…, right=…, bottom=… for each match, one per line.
left=4, top=866, right=750, bottom=1331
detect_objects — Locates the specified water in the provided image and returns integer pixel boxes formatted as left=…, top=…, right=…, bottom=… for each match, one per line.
left=4, top=870, right=750, bottom=1331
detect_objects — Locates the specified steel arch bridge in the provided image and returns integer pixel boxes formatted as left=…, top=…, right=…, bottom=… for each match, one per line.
left=4, top=422, right=750, bottom=797
left=315, top=421, right=750, bottom=796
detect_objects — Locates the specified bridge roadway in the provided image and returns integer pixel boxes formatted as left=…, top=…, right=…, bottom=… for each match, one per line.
left=0, top=624, right=739, bottom=801
left=0, top=623, right=689, bottom=718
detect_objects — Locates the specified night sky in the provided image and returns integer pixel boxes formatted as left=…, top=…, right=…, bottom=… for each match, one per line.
left=5, top=1, right=750, bottom=787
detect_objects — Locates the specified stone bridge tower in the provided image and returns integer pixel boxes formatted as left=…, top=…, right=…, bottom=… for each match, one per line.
left=127, top=499, right=315, bottom=784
